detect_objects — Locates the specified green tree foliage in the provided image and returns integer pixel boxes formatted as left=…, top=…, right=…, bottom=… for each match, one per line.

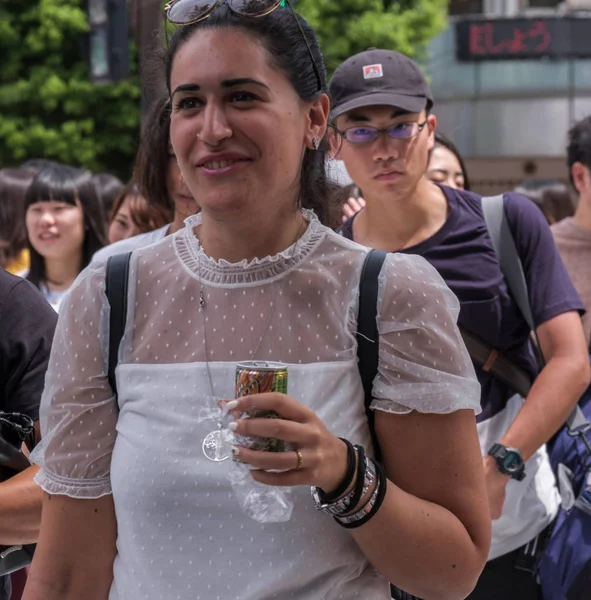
left=297, top=0, right=448, bottom=75
left=0, top=0, right=446, bottom=175
left=0, top=0, right=140, bottom=178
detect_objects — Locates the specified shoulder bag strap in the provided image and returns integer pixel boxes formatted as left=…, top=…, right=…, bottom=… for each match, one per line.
left=356, top=249, right=388, bottom=461
left=105, top=252, right=132, bottom=396
left=481, top=195, right=589, bottom=434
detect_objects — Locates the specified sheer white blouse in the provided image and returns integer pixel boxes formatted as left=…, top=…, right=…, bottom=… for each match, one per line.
left=32, top=211, right=480, bottom=600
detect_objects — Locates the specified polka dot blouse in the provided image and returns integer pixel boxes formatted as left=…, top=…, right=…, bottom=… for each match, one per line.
left=32, top=210, right=481, bottom=599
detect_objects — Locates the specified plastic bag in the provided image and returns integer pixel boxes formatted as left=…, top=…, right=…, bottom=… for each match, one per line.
left=197, top=396, right=293, bottom=523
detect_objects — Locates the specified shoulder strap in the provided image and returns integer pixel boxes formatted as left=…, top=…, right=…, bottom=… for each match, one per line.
left=482, top=194, right=536, bottom=333
left=105, top=252, right=132, bottom=396
left=356, top=249, right=388, bottom=460
left=481, top=195, right=589, bottom=434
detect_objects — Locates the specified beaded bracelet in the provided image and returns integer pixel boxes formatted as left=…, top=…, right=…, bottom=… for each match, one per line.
left=335, top=460, right=387, bottom=529
left=318, top=438, right=356, bottom=503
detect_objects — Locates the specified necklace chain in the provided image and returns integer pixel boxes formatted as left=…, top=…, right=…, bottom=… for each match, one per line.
left=198, top=214, right=307, bottom=400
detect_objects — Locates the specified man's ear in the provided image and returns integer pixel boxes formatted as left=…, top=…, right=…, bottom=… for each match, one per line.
left=571, top=162, right=590, bottom=195
left=426, top=113, right=437, bottom=152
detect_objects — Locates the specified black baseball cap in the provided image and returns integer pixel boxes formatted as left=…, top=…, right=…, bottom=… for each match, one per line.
left=329, top=49, right=434, bottom=121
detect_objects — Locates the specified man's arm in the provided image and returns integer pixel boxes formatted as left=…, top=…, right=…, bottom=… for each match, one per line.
left=486, top=311, right=590, bottom=518
left=0, top=276, right=58, bottom=541
left=499, top=311, right=590, bottom=460
left=0, top=465, right=42, bottom=545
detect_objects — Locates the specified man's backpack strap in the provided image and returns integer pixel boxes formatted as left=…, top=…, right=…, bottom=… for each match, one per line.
left=105, top=252, right=132, bottom=396
left=482, top=194, right=536, bottom=332
left=356, top=249, right=388, bottom=461
left=481, top=195, right=590, bottom=436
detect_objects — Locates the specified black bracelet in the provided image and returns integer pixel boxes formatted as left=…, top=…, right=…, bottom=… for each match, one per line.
left=336, top=460, right=388, bottom=530
left=347, top=445, right=368, bottom=510
left=319, top=438, right=356, bottom=503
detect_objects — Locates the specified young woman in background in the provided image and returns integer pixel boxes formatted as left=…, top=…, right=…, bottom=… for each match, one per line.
left=107, top=181, right=172, bottom=244
left=24, top=163, right=106, bottom=311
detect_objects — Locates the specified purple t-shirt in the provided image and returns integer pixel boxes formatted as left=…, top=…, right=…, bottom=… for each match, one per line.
left=340, top=186, right=584, bottom=423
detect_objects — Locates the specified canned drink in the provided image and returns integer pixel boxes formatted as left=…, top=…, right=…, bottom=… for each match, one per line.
left=233, top=361, right=289, bottom=455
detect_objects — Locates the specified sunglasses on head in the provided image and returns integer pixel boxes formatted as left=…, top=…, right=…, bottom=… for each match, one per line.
left=164, top=0, right=323, bottom=91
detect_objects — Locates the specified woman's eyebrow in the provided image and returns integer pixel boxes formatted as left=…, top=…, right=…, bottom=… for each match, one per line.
left=221, top=78, right=270, bottom=90
left=172, top=79, right=270, bottom=97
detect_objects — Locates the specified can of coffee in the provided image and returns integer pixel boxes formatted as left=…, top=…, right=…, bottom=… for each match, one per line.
left=233, top=361, right=289, bottom=454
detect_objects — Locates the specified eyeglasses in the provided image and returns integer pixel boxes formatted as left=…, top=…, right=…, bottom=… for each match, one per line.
left=332, top=121, right=428, bottom=145
left=164, top=0, right=323, bottom=92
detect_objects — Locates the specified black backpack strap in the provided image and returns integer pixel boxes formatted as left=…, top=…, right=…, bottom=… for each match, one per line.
left=105, top=252, right=132, bottom=396
left=356, top=249, right=388, bottom=461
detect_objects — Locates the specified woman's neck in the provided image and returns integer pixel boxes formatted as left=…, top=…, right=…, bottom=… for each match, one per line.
left=354, top=178, right=448, bottom=252
left=197, top=207, right=306, bottom=263
left=44, top=254, right=83, bottom=291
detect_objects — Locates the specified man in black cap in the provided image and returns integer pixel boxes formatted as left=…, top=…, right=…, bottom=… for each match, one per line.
left=333, top=49, right=590, bottom=599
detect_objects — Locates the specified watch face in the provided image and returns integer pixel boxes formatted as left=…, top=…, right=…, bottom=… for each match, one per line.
left=502, top=451, right=522, bottom=473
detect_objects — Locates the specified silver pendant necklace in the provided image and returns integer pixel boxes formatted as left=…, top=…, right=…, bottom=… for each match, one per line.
left=200, top=214, right=307, bottom=462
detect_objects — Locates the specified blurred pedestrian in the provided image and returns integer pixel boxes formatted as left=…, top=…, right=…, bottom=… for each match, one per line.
left=24, top=6, right=490, bottom=600
left=552, top=116, right=591, bottom=345
left=91, top=173, right=124, bottom=226
left=24, top=164, right=106, bottom=311
left=0, top=268, right=57, bottom=600
left=427, top=132, right=471, bottom=191
left=92, top=94, right=198, bottom=262
left=20, top=160, right=61, bottom=174
left=107, top=181, right=172, bottom=244
left=514, top=179, right=574, bottom=225
left=332, top=48, right=590, bottom=600
left=0, top=168, right=33, bottom=274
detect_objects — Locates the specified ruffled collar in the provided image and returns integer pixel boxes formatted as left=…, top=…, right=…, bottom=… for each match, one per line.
left=173, top=209, right=326, bottom=286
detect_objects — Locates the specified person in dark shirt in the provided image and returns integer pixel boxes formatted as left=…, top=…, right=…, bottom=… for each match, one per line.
left=330, top=49, right=591, bottom=599
left=0, top=268, right=57, bottom=600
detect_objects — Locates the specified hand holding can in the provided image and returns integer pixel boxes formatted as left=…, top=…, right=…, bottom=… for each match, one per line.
left=232, top=361, right=291, bottom=456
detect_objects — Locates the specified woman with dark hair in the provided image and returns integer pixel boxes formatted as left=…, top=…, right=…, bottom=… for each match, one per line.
left=0, top=168, right=34, bottom=274
left=133, top=94, right=198, bottom=232
left=90, top=94, right=198, bottom=263
left=25, top=4, right=490, bottom=600
left=107, top=181, right=173, bottom=244
left=91, top=173, right=124, bottom=224
left=24, top=163, right=106, bottom=311
left=427, top=132, right=471, bottom=191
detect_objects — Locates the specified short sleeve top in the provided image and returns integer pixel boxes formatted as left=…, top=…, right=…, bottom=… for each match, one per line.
left=0, top=269, right=57, bottom=419
left=32, top=212, right=480, bottom=600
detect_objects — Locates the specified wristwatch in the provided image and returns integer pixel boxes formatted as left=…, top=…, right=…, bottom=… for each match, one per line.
left=488, top=443, right=526, bottom=481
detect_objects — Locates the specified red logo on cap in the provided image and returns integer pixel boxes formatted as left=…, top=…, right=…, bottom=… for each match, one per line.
left=363, top=64, right=383, bottom=79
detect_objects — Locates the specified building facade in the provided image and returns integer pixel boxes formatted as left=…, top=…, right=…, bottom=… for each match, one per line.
left=427, top=0, right=591, bottom=193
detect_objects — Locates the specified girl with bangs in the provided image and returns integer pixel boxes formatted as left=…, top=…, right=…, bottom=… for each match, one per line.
left=24, top=163, right=107, bottom=312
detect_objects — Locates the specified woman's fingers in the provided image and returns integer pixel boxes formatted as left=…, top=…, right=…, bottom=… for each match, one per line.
left=231, top=415, right=313, bottom=444
left=229, top=392, right=314, bottom=423
left=233, top=446, right=303, bottom=474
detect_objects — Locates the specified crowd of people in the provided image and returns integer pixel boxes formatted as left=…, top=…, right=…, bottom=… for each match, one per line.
left=0, top=2, right=590, bottom=600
